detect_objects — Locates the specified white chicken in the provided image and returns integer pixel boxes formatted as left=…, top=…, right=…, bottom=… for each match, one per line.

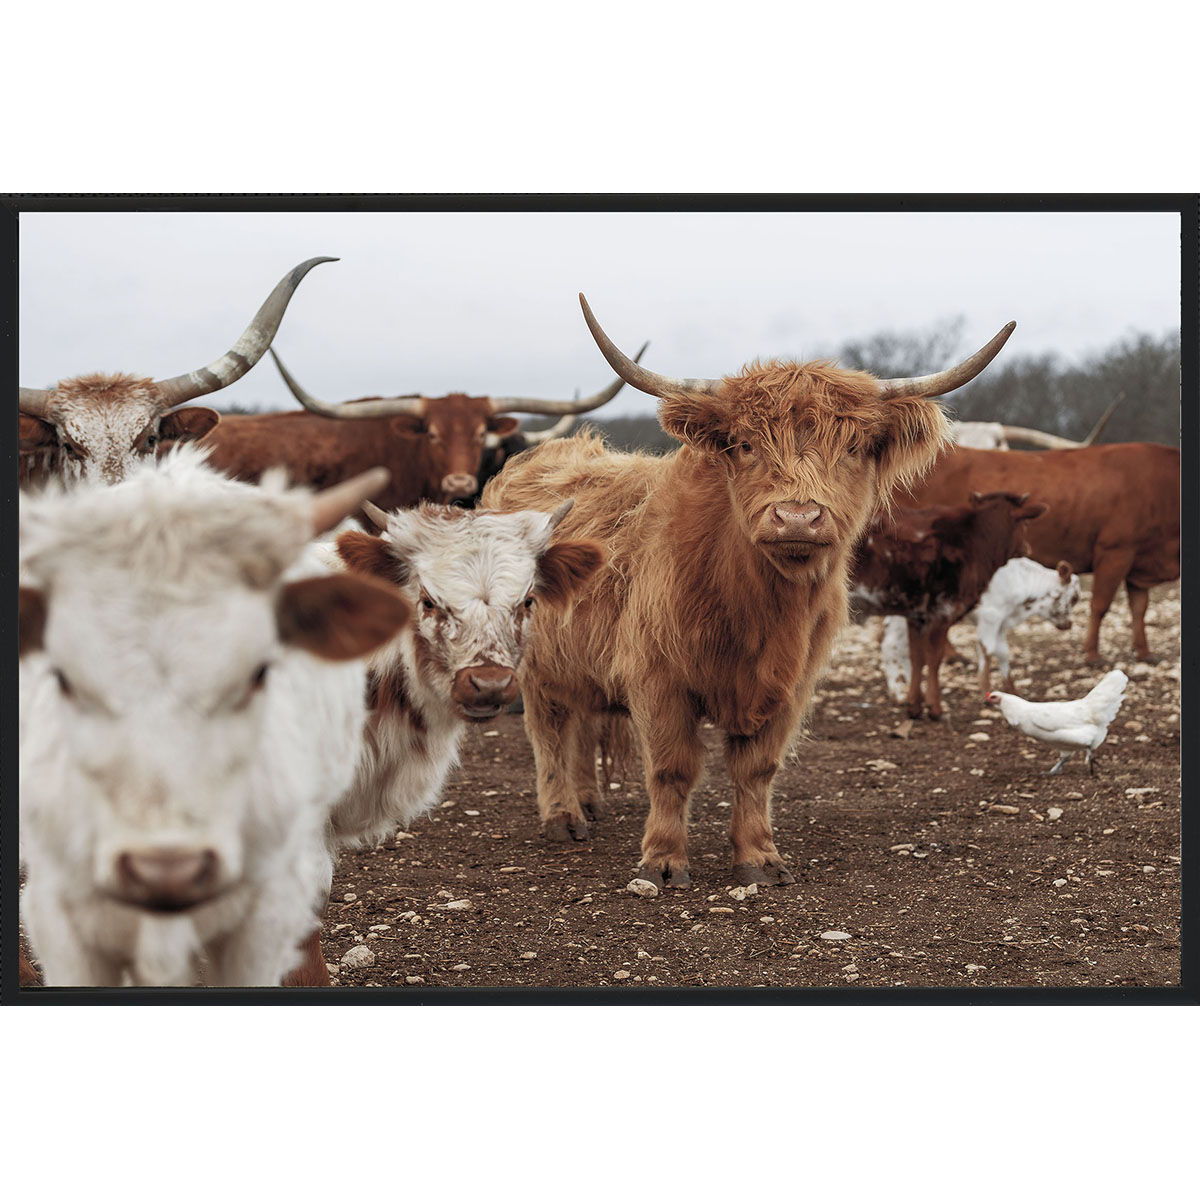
left=985, top=669, right=1129, bottom=775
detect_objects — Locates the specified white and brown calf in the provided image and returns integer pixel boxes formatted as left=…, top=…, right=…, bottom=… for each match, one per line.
left=270, top=501, right=604, bottom=985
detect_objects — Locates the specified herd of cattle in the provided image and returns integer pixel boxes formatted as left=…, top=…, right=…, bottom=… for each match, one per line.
left=17, top=258, right=1181, bottom=987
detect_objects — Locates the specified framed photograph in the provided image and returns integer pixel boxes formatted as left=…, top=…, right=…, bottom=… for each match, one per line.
left=6, top=196, right=1193, bottom=1003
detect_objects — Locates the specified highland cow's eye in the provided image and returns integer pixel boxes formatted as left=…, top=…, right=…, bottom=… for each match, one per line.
left=523, top=595, right=535, bottom=609
left=144, top=433, right=159, bottom=449
left=421, top=594, right=438, bottom=612
left=60, top=440, right=82, bottom=460
left=739, top=442, right=753, bottom=454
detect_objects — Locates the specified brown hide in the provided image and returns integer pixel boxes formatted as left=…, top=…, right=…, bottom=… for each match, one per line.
left=199, top=397, right=520, bottom=511
left=900, top=443, right=1179, bottom=660
left=853, top=493, right=1045, bottom=717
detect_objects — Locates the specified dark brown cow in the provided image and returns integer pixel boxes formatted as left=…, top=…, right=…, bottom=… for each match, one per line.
left=851, top=492, right=1047, bottom=718
left=198, top=347, right=646, bottom=510
left=899, top=443, right=1179, bottom=663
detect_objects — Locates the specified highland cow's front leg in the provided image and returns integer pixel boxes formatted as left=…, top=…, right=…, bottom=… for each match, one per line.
left=633, top=693, right=705, bottom=889
left=525, top=691, right=597, bottom=842
left=724, top=707, right=799, bottom=887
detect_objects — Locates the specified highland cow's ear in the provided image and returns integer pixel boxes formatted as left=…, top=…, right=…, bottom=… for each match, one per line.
left=657, top=394, right=731, bottom=453
left=874, top=396, right=950, bottom=498
left=336, top=530, right=409, bottom=585
left=159, top=407, right=220, bottom=443
left=535, top=539, right=605, bottom=607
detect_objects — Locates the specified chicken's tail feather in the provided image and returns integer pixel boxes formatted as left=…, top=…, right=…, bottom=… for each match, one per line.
left=1085, top=669, right=1129, bottom=727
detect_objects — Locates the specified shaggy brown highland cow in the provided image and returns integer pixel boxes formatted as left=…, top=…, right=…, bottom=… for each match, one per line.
left=482, top=296, right=1015, bottom=889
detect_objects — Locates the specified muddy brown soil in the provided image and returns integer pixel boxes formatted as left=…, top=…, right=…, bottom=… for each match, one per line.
left=325, top=583, right=1181, bottom=990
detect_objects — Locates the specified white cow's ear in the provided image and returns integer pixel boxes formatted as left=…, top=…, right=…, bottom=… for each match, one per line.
left=19, top=587, right=47, bottom=657
left=277, top=574, right=411, bottom=661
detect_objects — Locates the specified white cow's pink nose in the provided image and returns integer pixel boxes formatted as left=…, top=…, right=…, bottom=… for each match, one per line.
left=115, top=848, right=220, bottom=912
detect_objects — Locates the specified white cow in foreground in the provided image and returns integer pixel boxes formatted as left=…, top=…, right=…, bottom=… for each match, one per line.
left=19, top=450, right=409, bottom=986
left=880, top=557, right=1081, bottom=702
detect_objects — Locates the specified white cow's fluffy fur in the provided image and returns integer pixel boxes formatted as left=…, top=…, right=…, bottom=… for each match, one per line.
left=325, top=506, right=563, bottom=846
left=879, top=557, right=1081, bottom=701
left=19, top=449, right=368, bottom=986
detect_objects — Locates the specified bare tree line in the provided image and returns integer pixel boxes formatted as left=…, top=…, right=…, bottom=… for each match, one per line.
left=580, top=321, right=1180, bottom=452
left=213, top=321, right=1179, bottom=452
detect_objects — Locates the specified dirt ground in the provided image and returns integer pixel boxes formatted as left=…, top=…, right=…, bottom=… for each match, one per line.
left=325, top=582, right=1181, bottom=990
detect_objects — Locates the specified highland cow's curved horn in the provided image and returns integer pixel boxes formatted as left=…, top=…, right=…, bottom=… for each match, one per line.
left=492, top=339, right=651, bottom=415
left=579, top=295, right=722, bottom=399
left=522, top=414, right=578, bottom=445
left=19, top=387, right=53, bottom=418
left=153, top=258, right=338, bottom=408
left=877, top=322, right=1017, bottom=400
left=361, top=500, right=391, bottom=531
left=272, top=349, right=426, bottom=419
left=999, top=425, right=1084, bottom=450
left=311, top=468, right=391, bottom=536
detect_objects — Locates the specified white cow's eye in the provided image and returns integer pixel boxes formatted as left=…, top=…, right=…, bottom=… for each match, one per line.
left=52, top=669, right=74, bottom=698
left=250, top=664, right=269, bottom=690
left=522, top=595, right=535, bottom=610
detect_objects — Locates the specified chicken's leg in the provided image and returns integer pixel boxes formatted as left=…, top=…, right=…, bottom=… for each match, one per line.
left=1048, top=752, right=1072, bottom=776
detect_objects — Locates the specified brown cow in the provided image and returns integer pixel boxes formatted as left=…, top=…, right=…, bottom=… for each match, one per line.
left=851, top=493, right=1048, bottom=718
left=198, top=346, right=647, bottom=510
left=17, top=257, right=335, bottom=486
left=483, top=296, right=1014, bottom=888
left=900, top=443, right=1179, bottom=663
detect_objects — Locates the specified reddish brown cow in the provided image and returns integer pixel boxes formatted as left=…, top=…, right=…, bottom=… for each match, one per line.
left=900, top=443, right=1179, bottom=663
left=198, top=346, right=647, bottom=510
left=851, top=492, right=1047, bottom=718
left=483, top=296, right=1015, bottom=888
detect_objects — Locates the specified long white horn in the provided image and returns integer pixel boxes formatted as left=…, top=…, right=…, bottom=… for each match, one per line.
left=492, top=341, right=651, bottom=415
left=1000, top=425, right=1083, bottom=450
left=878, top=322, right=1017, bottom=399
left=271, top=349, right=426, bottom=418
left=154, top=257, right=338, bottom=408
left=311, top=468, right=391, bottom=535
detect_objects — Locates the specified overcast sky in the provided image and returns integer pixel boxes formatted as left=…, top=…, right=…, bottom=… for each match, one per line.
left=19, top=210, right=1181, bottom=419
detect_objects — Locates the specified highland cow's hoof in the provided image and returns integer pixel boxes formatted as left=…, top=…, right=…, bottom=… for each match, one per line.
left=733, top=861, right=795, bottom=886
left=634, top=863, right=691, bottom=890
left=544, top=812, right=590, bottom=843
left=581, top=797, right=605, bottom=822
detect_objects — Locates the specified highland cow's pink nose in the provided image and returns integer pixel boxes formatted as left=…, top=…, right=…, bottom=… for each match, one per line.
left=441, top=473, right=478, bottom=499
left=116, top=848, right=220, bottom=912
left=772, top=502, right=826, bottom=537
